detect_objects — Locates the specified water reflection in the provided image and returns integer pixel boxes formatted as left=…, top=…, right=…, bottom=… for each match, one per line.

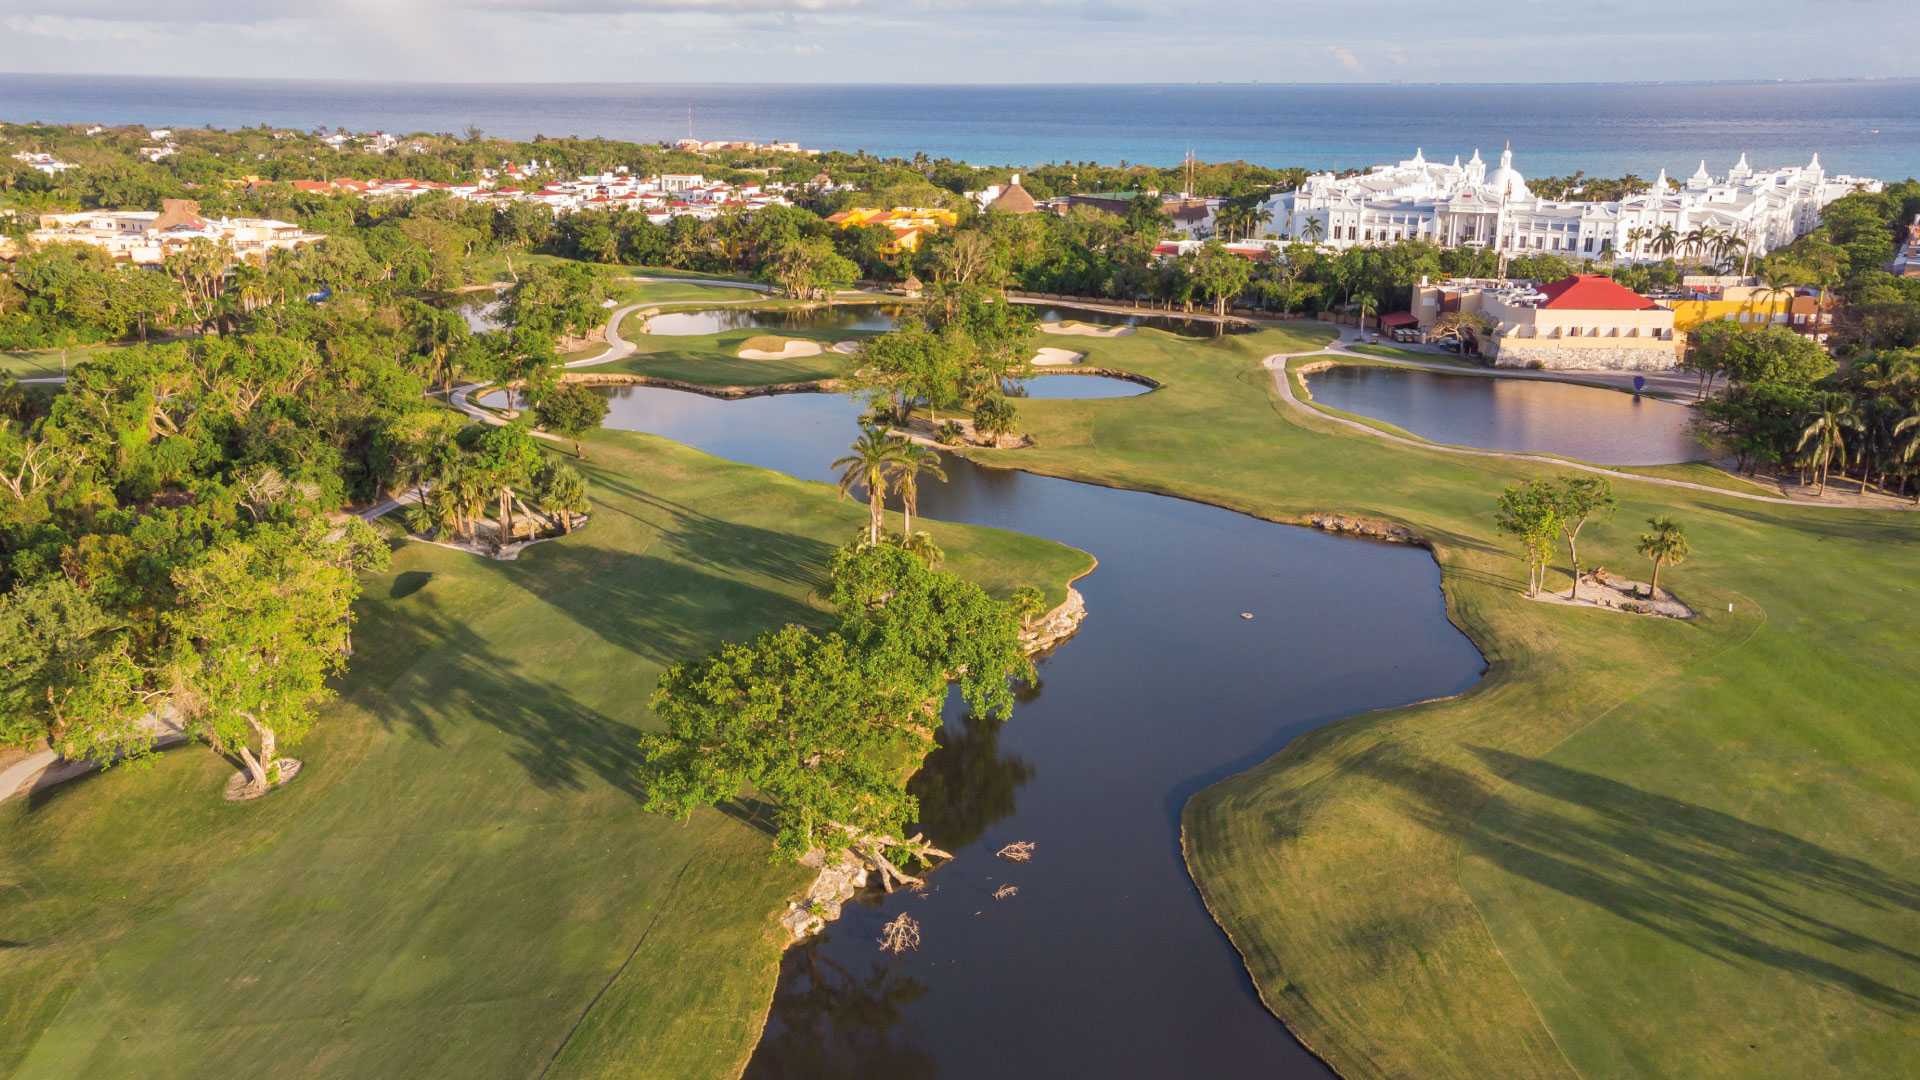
left=1306, top=365, right=1709, bottom=465
left=643, top=305, right=903, bottom=336
left=1025, top=304, right=1251, bottom=338
left=1008, top=374, right=1150, bottom=400
left=751, top=947, right=937, bottom=1080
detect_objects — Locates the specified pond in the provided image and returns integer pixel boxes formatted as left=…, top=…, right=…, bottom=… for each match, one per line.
left=1009, top=374, right=1151, bottom=399
left=642, top=304, right=903, bottom=336
left=1304, top=365, right=1710, bottom=465
left=1024, top=303, right=1254, bottom=338
left=593, top=385, right=1487, bottom=1077
left=457, top=297, right=506, bottom=333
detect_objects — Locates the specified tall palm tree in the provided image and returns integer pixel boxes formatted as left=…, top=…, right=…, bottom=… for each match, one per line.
left=1795, top=393, right=1856, bottom=495
left=1301, top=216, right=1326, bottom=245
left=1355, top=293, right=1379, bottom=337
left=833, top=427, right=908, bottom=545
left=1895, top=413, right=1920, bottom=502
left=889, top=442, right=947, bottom=537
left=1651, top=223, right=1680, bottom=260
left=1624, top=225, right=1648, bottom=258
left=1636, top=516, right=1690, bottom=598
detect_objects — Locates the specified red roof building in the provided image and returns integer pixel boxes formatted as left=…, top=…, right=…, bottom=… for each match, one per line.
left=1535, top=274, right=1660, bottom=311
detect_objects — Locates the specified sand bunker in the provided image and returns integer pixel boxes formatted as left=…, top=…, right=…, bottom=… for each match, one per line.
left=830, top=340, right=864, bottom=355
left=1528, top=569, right=1694, bottom=619
left=1039, top=320, right=1135, bottom=338
left=1031, top=347, right=1086, bottom=366
left=738, top=339, right=825, bottom=360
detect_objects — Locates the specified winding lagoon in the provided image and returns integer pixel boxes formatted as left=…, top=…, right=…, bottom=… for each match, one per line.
left=1305, top=365, right=1709, bottom=465
left=590, top=385, right=1486, bottom=1076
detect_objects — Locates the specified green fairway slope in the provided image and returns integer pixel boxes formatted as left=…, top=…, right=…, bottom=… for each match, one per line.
left=961, top=322, right=1920, bottom=1079
left=0, top=426, right=1089, bottom=1079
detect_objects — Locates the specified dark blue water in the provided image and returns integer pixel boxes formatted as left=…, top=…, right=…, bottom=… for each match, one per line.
left=5, top=75, right=1917, bottom=178
left=584, top=384, right=1486, bottom=1077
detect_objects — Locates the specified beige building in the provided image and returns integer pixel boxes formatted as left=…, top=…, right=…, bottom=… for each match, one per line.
left=29, top=199, right=320, bottom=266
left=1415, top=274, right=1682, bottom=371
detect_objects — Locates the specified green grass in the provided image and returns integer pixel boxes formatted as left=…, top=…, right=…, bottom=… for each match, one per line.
left=956, top=322, right=1920, bottom=1080
left=0, top=427, right=1090, bottom=1079
left=0, top=344, right=125, bottom=379
left=604, top=324, right=874, bottom=387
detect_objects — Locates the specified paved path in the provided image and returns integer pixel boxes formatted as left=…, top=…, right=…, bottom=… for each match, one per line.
left=1269, top=334, right=1913, bottom=513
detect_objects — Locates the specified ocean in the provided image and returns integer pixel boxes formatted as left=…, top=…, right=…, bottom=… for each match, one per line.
left=3, top=74, right=1918, bottom=181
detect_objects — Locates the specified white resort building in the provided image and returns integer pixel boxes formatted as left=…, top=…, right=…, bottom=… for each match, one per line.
left=29, top=200, right=322, bottom=266
left=1263, top=146, right=1881, bottom=263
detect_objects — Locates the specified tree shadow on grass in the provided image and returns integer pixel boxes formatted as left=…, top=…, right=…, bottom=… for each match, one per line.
left=1357, top=742, right=1920, bottom=1014
left=354, top=552, right=828, bottom=803
left=573, top=468, right=842, bottom=592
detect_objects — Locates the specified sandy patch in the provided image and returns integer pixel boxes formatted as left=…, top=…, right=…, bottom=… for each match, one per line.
left=739, top=339, right=825, bottom=360
left=830, top=340, right=864, bottom=355
left=1039, top=320, right=1134, bottom=338
left=1031, top=347, right=1086, bottom=367
left=1527, top=569, right=1694, bottom=619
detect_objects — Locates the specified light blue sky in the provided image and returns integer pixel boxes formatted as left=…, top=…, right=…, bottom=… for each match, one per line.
left=1, top=0, right=1915, bottom=84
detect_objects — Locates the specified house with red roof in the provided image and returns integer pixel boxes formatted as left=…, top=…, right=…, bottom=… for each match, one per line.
left=1415, top=274, right=1682, bottom=370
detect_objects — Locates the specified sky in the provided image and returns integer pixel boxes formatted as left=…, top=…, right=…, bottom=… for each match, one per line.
left=0, top=0, right=1915, bottom=85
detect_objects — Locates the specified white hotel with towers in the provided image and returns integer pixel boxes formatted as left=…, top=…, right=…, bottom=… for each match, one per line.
left=1262, top=144, right=1881, bottom=261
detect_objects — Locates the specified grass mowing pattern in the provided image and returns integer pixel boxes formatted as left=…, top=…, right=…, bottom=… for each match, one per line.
left=958, top=321, right=1920, bottom=1079
left=0, top=426, right=1089, bottom=1079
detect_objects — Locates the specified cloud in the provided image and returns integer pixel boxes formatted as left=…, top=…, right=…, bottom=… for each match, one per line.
left=1326, top=45, right=1364, bottom=74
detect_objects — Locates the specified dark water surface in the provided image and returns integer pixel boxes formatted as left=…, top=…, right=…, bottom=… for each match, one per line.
left=1305, top=366, right=1710, bottom=465
left=1026, top=304, right=1253, bottom=339
left=593, top=386, right=1486, bottom=1077
left=6, top=75, right=1916, bottom=178
left=1013, top=374, right=1150, bottom=399
left=642, top=305, right=902, bottom=336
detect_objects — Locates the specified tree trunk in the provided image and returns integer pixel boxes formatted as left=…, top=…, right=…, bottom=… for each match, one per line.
left=498, top=488, right=513, bottom=549
left=1566, top=537, right=1581, bottom=600
left=1649, top=558, right=1662, bottom=598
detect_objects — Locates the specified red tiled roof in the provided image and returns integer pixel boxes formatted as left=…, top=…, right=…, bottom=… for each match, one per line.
left=1536, top=274, right=1660, bottom=311
left=1379, top=312, right=1419, bottom=327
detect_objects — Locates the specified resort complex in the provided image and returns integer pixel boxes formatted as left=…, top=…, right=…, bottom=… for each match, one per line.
left=28, top=198, right=321, bottom=264
left=3, top=81, right=1919, bottom=1080
left=1266, top=145, right=1881, bottom=260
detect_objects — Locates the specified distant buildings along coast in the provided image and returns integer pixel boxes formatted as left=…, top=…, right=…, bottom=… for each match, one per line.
left=1264, top=145, right=1882, bottom=262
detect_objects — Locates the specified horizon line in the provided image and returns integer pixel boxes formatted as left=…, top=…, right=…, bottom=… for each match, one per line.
left=4, top=71, right=1919, bottom=91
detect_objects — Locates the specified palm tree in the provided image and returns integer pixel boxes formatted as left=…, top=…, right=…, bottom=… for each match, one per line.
left=833, top=427, right=908, bottom=545
left=1624, top=225, right=1648, bottom=258
left=1301, top=216, right=1326, bottom=245
left=1355, top=293, right=1379, bottom=337
left=1795, top=393, right=1856, bottom=495
left=902, top=530, right=944, bottom=568
left=889, top=441, right=947, bottom=537
left=1757, top=265, right=1798, bottom=329
left=1896, top=414, right=1920, bottom=502
left=1636, top=516, right=1690, bottom=598
left=1651, top=224, right=1680, bottom=260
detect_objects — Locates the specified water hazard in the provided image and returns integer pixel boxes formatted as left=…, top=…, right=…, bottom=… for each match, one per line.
left=1305, top=365, right=1710, bottom=465
left=592, top=385, right=1486, bottom=1077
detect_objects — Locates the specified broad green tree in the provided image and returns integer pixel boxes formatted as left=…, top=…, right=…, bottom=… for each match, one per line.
left=1494, top=481, right=1561, bottom=596
left=533, top=382, right=610, bottom=458
left=1548, top=476, right=1617, bottom=600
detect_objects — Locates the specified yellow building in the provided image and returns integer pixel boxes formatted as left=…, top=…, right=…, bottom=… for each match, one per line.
left=824, top=206, right=958, bottom=253
left=1666, top=285, right=1796, bottom=332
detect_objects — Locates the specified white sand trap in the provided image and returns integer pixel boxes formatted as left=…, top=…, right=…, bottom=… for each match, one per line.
left=738, top=340, right=825, bottom=360
left=1039, top=320, right=1135, bottom=338
left=830, top=340, right=865, bottom=355
left=1031, top=347, right=1086, bottom=366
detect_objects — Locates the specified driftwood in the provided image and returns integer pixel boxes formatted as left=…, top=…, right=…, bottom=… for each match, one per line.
left=878, top=913, right=922, bottom=954
left=995, top=841, right=1036, bottom=863
left=839, top=825, right=954, bottom=892
left=992, top=884, right=1019, bottom=900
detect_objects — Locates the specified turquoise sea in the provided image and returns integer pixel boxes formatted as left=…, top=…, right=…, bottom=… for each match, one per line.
left=3, top=74, right=1917, bottom=180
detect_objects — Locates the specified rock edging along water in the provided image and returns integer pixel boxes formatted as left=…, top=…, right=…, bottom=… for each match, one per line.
left=778, top=583, right=1089, bottom=941
left=1304, top=512, right=1427, bottom=547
